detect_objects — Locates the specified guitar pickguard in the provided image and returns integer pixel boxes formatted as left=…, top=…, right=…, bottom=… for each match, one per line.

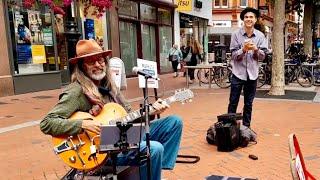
left=53, top=139, right=72, bottom=154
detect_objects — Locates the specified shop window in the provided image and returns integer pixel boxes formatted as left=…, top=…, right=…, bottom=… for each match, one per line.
left=141, top=24, right=156, bottom=61
left=7, top=2, right=57, bottom=75
left=159, top=26, right=173, bottom=72
left=224, top=35, right=231, bottom=51
left=214, top=0, right=228, bottom=8
left=119, top=21, right=138, bottom=75
left=158, top=8, right=171, bottom=25
left=240, top=0, right=248, bottom=7
left=140, top=4, right=156, bottom=22
left=118, top=0, right=138, bottom=19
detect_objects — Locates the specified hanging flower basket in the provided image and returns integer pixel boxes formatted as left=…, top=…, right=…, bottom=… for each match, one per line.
left=91, top=0, right=113, bottom=17
left=23, top=0, right=36, bottom=9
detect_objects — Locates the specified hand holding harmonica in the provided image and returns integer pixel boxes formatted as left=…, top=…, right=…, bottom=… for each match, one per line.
left=243, top=39, right=258, bottom=52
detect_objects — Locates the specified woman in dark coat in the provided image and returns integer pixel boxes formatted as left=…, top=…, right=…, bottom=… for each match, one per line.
left=183, top=40, right=203, bottom=83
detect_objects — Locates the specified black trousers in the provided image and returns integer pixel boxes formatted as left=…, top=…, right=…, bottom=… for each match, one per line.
left=171, top=60, right=179, bottom=72
left=227, top=75, right=257, bottom=127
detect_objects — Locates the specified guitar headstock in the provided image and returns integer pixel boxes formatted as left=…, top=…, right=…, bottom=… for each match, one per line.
left=172, top=88, right=194, bottom=104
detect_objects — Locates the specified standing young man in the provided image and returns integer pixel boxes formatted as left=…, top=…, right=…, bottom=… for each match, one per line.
left=40, top=40, right=183, bottom=180
left=228, top=7, right=268, bottom=127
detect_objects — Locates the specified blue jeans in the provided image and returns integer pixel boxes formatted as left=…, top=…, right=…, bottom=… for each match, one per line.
left=116, top=115, right=183, bottom=180
left=228, top=75, right=257, bottom=127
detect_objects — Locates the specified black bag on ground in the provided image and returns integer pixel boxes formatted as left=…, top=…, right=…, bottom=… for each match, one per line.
left=206, top=113, right=257, bottom=151
left=206, top=113, right=242, bottom=152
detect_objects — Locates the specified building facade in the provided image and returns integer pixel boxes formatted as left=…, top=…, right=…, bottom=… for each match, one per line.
left=0, top=0, right=179, bottom=97
left=174, top=0, right=212, bottom=63
left=210, top=0, right=298, bottom=61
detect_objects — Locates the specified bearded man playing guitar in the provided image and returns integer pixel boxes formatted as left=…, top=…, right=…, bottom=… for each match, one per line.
left=40, top=39, right=183, bottom=180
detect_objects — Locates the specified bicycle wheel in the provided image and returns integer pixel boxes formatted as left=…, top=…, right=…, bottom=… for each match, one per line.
left=296, top=67, right=314, bottom=87
left=257, top=68, right=267, bottom=88
left=213, top=67, right=232, bottom=88
left=196, top=69, right=214, bottom=84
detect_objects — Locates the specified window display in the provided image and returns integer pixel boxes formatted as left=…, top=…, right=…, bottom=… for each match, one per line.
left=8, top=2, right=56, bottom=75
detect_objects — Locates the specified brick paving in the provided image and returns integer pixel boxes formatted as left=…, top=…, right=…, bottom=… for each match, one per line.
left=0, top=73, right=319, bottom=180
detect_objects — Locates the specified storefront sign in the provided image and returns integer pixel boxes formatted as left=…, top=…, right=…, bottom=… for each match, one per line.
left=31, top=45, right=46, bottom=64
left=213, top=21, right=231, bottom=28
left=137, top=59, right=159, bottom=89
left=43, top=28, right=53, bottom=46
left=176, top=0, right=192, bottom=12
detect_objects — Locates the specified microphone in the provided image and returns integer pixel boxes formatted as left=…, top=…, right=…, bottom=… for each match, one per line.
left=132, top=67, right=160, bottom=80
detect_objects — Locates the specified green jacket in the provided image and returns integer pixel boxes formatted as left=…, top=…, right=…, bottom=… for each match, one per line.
left=40, top=82, right=132, bottom=136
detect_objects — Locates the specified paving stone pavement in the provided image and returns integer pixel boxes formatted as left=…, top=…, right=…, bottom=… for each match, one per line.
left=0, top=74, right=319, bottom=180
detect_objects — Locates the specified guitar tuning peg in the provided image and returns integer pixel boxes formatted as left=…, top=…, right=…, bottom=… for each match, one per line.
left=181, top=101, right=185, bottom=105
left=188, top=99, right=192, bottom=103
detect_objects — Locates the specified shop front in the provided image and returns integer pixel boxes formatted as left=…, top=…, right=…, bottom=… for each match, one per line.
left=3, top=0, right=62, bottom=95
left=116, top=0, right=176, bottom=76
left=174, top=0, right=212, bottom=63
left=1, top=0, right=112, bottom=96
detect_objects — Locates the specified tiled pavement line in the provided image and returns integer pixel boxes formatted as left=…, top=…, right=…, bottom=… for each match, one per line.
left=0, top=120, right=41, bottom=134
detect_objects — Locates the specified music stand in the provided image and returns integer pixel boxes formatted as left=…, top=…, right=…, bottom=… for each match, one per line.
left=99, top=122, right=145, bottom=180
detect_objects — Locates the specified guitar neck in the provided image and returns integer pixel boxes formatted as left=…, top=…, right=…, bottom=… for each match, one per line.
left=108, top=96, right=176, bottom=125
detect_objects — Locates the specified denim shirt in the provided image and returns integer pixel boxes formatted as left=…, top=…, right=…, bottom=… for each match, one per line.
left=168, top=47, right=183, bottom=61
left=230, top=28, right=268, bottom=80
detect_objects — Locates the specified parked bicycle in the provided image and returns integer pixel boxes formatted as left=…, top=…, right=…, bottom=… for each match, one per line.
left=196, top=61, right=232, bottom=88
left=284, top=54, right=314, bottom=87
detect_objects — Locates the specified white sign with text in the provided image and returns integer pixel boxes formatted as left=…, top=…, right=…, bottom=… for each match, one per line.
left=137, top=58, right=159, bottom=89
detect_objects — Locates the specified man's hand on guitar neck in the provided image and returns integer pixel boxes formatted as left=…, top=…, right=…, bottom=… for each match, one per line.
left=151, top=98, right=170, bottom=115
left=81, top=119, right=102, bottom=134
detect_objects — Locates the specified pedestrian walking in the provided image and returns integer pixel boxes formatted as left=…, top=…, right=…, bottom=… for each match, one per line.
left=183, top=39, right=203, bottom=84
left=227, top=7, right=268, bottom=128
left=167, top=44, right=183, bottom=77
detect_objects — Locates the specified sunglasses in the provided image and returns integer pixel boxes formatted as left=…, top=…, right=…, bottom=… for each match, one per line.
left=84, top=56, right=106, bottom=66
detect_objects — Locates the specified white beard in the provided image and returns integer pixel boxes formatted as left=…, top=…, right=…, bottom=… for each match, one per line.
left=90, top=71, right=106, bottom=81
left=88, top=66, right=107, bottom=81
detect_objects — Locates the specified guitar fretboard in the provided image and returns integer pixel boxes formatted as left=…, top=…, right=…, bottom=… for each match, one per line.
left=108, top=96, right=176, bottom=125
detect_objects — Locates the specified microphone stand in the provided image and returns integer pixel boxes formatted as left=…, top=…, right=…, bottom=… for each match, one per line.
left=142, top=75, right=152, bottom=180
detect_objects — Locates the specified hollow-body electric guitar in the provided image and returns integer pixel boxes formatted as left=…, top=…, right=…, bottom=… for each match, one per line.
left=52, top=89, right=194, bottom=171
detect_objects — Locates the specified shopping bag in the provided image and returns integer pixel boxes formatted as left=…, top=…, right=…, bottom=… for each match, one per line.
left=177, top=63, right=181, bottom=70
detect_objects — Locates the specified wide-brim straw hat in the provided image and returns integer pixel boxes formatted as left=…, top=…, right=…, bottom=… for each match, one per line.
left=69, top=39, right=112, bottom=65
left=240, top=7, right=260, bottom=21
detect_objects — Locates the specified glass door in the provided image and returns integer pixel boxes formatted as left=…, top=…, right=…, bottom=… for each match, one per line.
left=141, top=24, right=156, bottom=61
left=159, top=26, right=172, bottom=72
left=119, top=21, right=138, bottom=75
